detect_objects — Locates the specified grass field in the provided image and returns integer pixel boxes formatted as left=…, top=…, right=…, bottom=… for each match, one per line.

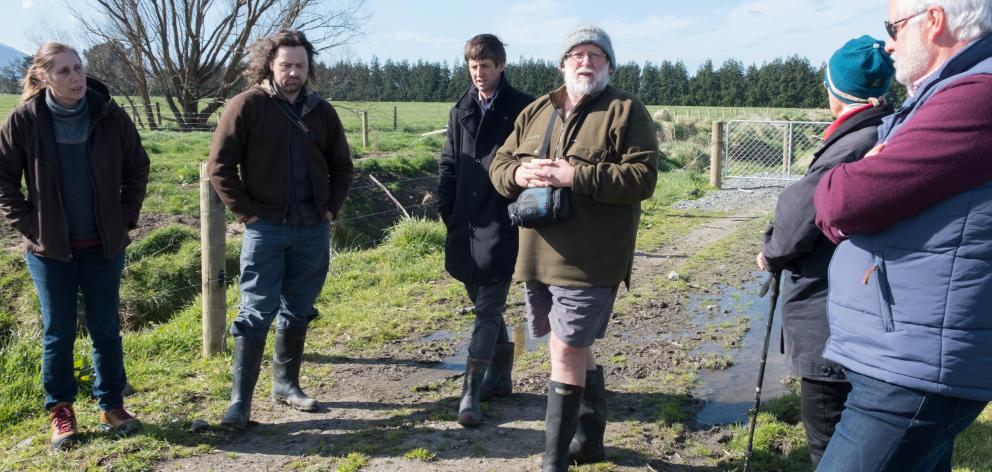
left=1, top=93, right=832, bottom=132
left=0, top=100, right=989, bottom=471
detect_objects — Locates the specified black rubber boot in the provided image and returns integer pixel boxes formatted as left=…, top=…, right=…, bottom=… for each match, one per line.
left=479, top=342, right=515, bottom=401
left=457, top=357, right=490, bottom=427
left=542, top=381, right=584, bottom=472
left=272, top=327, right=319, bottom=412
left=569, top=366, right=606, bottom=464
left=220, top=336, right=265, bottom=429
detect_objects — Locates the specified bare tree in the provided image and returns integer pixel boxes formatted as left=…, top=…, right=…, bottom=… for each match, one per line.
left=72, top=0, right=366, bottom=131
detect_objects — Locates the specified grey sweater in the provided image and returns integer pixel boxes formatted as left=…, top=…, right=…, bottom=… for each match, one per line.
left=47, top=89, right=98, bottom=242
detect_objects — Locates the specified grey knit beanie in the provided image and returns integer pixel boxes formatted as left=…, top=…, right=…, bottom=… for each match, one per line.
left=560, top=25, right=615, bottom=70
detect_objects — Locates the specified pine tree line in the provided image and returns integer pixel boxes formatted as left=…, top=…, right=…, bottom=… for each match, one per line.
left=314, top=56, right=834, bottom=108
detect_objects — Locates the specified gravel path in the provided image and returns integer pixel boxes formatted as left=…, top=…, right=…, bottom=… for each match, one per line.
left=673, top=178, right=789, bottom=213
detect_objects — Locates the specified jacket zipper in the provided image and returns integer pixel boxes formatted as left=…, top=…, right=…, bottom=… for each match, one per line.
left=552, top=95, right=590, bottom=159
left=863, top=254, right=895, bottom=332
left=84, top=99, right=115, bottom=257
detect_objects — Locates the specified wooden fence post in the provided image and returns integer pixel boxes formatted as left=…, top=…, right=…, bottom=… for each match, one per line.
left=200, top=162, right=227, bottom=357
left=155, top=102, right=162, bottom=125
left=711, top=121, right=724, bottom=189
left=361, top=111, right=369, bottom=148
left=393, top=106, right=398, bottom=131
left=512, top=324, right=525, bottom=358
left=782, top=122, right=793, bottom=177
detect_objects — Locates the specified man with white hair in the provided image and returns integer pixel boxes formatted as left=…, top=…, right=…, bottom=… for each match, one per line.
left=813, top=1, right=992, bottom=469
left=490, top=25, right=657, bottom=471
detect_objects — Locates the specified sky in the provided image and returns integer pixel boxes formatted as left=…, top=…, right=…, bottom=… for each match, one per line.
left=6, top=0, right=893, bottom=71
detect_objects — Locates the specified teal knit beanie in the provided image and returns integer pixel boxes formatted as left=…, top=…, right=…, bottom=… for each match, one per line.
left=824, top=35, right=895, bottom=104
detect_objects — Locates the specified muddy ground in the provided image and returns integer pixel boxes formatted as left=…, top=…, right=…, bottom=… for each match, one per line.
left=155, top=192, right=784, bottom=472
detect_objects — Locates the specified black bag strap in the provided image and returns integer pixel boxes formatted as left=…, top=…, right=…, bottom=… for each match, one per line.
left=538, top=100, right=593, bottom=160
left=538, top=110, right=557, bottom=159
left=274, top=98, right=318, bottom=143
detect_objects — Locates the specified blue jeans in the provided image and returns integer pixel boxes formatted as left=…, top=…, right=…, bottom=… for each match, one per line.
left=817, top=370, right=988, bottom=472
left=465, top=280, right=511, bottom=360
left=231, top=219, right=330, bottom=340
left=25, top=248, right=126, bottom=411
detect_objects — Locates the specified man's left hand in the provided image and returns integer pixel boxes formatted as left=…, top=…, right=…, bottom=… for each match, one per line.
left=326, top=210, right=336, bottom=221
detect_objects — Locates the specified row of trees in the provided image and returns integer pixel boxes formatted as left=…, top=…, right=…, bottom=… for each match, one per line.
left=3, top=0, right=905, bottom=127
left=316, top=56, right=834, bottom=108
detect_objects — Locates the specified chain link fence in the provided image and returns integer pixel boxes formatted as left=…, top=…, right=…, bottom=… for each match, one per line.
left=724, top=120, right=830, bottom=182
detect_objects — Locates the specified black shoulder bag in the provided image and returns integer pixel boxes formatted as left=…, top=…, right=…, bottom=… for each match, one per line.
left=507, top=110, right=572, bottom=228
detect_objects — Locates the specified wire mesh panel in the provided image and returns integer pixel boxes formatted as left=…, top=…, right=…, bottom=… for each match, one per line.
left=724, top=120, right=830, bottom=182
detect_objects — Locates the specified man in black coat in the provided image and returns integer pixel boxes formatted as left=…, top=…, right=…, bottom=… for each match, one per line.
left=436, top=34, right=534, bottom=427
left=757, top=35, right=894, bottom=469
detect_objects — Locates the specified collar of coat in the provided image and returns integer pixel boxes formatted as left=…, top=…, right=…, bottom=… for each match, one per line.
left=456, top=73, right=509, bottom=111
left=258, top=79, right=323, bottom=117
left=548, top=83, right=608, bottom=118
left=24, top=76, right=117, bottom=135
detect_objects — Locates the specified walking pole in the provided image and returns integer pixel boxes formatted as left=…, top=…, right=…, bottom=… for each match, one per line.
left=743, top=271, right=781, bottom=472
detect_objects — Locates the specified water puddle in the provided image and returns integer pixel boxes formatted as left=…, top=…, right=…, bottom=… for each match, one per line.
left=693, top=278, right=791, bottom=425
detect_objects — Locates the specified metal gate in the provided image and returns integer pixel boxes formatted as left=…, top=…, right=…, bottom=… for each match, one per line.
left=724, top=120, right=830, bottom=182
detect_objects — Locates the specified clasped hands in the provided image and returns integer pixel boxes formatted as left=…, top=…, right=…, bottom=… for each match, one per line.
left=513, top=158, right=575, bottom=188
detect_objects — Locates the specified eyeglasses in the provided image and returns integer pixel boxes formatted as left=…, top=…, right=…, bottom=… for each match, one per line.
left=885, top=10, right=927, bottom=40
left=565, top=52, right=606, bottom=63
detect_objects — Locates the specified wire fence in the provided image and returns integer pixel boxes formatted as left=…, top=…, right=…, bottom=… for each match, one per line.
left=724, top=120, right=830, bottom=182
left=1, top=100, right=453, bottom=134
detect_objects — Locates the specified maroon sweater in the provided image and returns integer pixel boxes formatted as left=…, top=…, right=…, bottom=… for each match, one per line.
left=814, top=75, right=992, bottom=243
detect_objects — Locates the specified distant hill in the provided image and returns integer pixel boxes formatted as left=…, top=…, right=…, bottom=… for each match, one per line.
left=0, top=43, right=28, bottom=68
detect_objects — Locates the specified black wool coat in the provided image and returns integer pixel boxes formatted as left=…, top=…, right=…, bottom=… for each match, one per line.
left=437, top=77, right=534, bottom=284
left=762, top=104, right=892, bottom=381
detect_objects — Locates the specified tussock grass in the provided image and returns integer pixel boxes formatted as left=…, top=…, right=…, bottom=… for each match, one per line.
left=402, top=447, right=436, bottom=462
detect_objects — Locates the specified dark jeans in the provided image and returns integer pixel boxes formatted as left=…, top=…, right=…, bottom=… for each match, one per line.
left=231, top=219, right=330, bottom=340
left=465, top=280, right=511, bottom=360
left=817, top=370, right=988, bottom=471
left=25, top=248, right=126, bottom=411
left=801, top=378, right=852, bottom=469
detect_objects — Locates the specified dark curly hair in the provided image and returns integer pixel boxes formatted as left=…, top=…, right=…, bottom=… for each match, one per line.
left=243, top=29, right=317, bottom=87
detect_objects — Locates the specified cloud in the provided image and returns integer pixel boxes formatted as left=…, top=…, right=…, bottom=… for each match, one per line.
left=618, top=0, right=887, bottom=69
left=22, top=0, right=34, bottom=9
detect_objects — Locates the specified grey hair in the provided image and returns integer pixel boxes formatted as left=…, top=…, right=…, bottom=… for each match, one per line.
left=899, top=0, right=992, bottom=42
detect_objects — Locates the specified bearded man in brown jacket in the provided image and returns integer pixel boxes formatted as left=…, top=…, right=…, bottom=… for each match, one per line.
left=489, top=25, right=657, bottom=472
left=208, top=30, right=353, bottom=429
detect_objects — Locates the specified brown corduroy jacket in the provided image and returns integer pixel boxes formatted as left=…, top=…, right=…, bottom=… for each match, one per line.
left=0, top=78, right=150, bottom=261
left=489, top=85, right=658, bottom=288
left=208, top=82, right=353, bottom=223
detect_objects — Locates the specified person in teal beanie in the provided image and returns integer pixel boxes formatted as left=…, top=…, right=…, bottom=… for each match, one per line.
left=824, top=35, right=895, bottom=108
left=758, top=34, right=893, bottom=468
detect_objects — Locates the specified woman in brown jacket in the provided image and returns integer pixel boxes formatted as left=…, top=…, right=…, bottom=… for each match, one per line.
left=0, top=42, right=150, bottom=450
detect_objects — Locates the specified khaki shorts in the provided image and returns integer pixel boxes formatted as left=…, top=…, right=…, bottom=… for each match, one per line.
left=524, top=281, right=618, bottom=348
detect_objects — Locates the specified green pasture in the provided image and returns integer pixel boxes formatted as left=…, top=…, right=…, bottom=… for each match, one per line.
left=0, top=103, right=989, bottom=471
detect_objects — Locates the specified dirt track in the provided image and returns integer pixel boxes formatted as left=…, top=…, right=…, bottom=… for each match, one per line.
left=158, top=203, right=774, bottom=472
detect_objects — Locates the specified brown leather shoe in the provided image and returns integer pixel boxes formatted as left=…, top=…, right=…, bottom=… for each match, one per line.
left=50, top=403, right=80, bottom=450
left=99, top=407, right=141, bottom=435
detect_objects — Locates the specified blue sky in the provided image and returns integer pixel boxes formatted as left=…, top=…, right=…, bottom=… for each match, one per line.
left=8, top=0, right=892, bottom=71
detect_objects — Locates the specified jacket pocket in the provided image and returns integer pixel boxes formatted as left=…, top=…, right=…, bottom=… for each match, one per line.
left=863, top=253, right=895, bottom=332
left=566, top=145, right=612, bottom=166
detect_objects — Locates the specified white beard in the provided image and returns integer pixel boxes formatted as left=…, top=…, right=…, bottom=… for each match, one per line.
left=894, top=26, right=932, bottom=87
left=564, top=66, right=610, bottom=96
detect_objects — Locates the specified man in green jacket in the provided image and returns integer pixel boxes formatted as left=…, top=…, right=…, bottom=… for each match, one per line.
left=489, top=25, right=658, bottom=472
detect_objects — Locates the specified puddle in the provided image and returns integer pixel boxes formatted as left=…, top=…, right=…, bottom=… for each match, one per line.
left=693, top=278, right=791, bottom=425
left=436, top=323, right=548, bottom=371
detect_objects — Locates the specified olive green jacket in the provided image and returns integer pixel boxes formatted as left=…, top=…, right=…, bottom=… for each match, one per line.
left=490, top=84, right=658, bottom=287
